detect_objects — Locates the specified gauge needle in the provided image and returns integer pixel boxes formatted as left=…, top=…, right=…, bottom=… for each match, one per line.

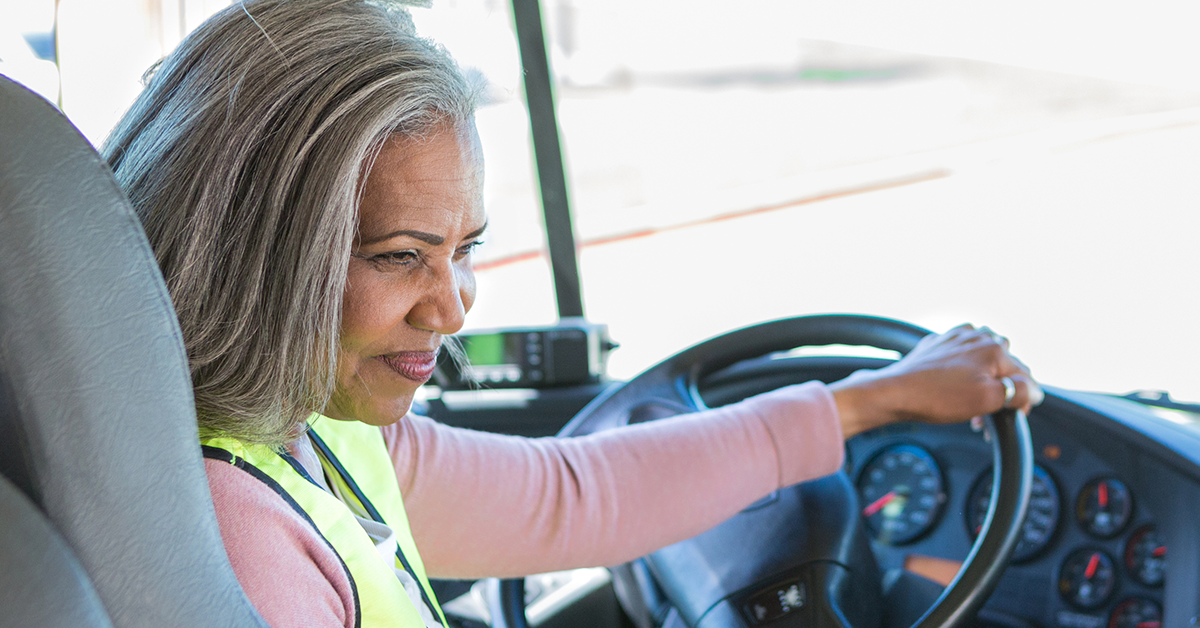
left=863, top=491, right=899, bottom=517
left=1152, top=546, right=1166, bottom=558
left=1098, top=481, right=1108, bottom=508
left=1084, top=553, right=1100, bottom=579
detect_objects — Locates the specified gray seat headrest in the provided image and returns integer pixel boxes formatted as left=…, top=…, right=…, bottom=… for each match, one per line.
left=0, top=75, right=267, bottom=628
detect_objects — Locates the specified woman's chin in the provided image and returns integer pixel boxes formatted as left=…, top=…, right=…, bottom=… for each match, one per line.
left=325, top=386, right=415, bottom=426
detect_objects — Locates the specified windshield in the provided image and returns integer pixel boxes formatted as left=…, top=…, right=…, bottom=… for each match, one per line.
left=6, top=0, right=1199, bottom=401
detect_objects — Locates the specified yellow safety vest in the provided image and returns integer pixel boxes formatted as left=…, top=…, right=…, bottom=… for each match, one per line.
left=203, top=417, right=447, bottom=628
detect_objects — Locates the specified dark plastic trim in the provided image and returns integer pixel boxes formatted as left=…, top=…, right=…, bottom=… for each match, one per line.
left=510, top=0, right=584, bottom=319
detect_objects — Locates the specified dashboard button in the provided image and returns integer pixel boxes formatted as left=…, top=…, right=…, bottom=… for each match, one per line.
left=741, top=579, right=806, bottom=625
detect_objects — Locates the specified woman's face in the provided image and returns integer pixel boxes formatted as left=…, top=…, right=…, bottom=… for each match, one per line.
left=326, top=123, right=487, bottom=426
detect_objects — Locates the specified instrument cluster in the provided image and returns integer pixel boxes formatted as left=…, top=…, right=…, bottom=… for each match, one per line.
left=848, top=424, right=1166, bottom=628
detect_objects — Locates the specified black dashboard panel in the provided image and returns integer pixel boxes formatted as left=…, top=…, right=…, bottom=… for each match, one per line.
left=695, top=355, right=1200, bottom=628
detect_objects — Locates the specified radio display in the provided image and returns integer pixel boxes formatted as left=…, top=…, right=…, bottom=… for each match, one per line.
left=461, top=332, right=510, bottom=366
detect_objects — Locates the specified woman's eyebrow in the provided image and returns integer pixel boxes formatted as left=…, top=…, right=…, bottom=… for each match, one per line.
left=362, top=229, right=445, bottom=246
left=465, top=222, right=488, bottom=240
left=361, top=222, right=487, bottom=246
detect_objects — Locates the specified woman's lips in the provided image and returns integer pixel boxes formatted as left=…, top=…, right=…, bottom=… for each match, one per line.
left=378, top=350, right=438, bottom=383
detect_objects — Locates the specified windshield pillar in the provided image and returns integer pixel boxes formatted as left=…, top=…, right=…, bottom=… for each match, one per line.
left=510, top=0, right=584, bottom=319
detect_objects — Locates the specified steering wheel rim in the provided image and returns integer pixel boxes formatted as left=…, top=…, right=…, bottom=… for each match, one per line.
left=497, top=314, right=1032, bottom=628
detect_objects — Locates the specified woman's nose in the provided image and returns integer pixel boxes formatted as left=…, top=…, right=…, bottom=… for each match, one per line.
left=407, top=260, right=475, bottom=335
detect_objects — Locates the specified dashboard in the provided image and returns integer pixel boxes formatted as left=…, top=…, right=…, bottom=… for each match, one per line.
left=847, top=408, right=1163, bottom=628
left=695, top=354, right=1200, bottom=628
left=432, top=349, right=1200, bottom=628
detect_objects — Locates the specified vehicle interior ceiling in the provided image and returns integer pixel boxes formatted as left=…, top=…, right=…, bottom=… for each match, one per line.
left=4, top=1, right=1200, bottom=628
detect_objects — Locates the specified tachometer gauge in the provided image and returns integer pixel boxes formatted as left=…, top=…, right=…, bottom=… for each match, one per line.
left=1108, top=598, right=1161, bottom=628
left=967, top=465, right=1060, bottom=562
left=1077, top=478, right=1133, bottom=538
left=1059, top=549, right=1117, bottom=609
left=1124, top=525, right=1166, bottom=587
left=856, top=444, right=945, bottom=545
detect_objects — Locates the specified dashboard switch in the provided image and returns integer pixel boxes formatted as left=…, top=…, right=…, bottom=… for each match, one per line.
left=741, top=579, right=806, bottom=625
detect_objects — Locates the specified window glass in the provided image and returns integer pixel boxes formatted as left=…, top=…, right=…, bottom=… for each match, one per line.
left=532, top=1, right=1200, bottom=399
left=410, top=2, right=560, bottom=329
left=9, top=0, right=1199, bottom=400
left=0, top=0, right=59, bottom=103
left=51, top=0, right=234, bottom=144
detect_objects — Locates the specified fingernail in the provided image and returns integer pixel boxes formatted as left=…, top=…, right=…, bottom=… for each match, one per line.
left=1030, top=385, right=1045, bottom=407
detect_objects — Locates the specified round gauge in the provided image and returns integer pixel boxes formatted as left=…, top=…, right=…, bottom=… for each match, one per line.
left=1108, top=598, right=1161, bottom=628
left=1059, top=549, right=1117, bottom=609
left=1124, top=525, right=1166, bottom=587
left=967, top=465, right=1060, bottom=562
left=856, top=444, right=945, bottom=545
left=1077, top=478, right=1133, bottom=538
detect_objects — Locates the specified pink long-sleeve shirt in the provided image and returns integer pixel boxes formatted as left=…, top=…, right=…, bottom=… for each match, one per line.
left=205, top=381, right=844, bottom=627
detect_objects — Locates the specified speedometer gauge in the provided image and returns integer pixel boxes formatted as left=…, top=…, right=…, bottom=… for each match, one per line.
left=967, top=465, right=1060, bottom=562
left=857, top=444, right=945, bottom=545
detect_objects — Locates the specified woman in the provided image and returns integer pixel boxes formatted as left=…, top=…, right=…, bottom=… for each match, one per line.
left=102, top=1, right=1041, bottom=627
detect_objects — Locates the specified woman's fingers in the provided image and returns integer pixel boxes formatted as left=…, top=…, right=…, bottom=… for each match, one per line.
left=979, top=325, right=1011, bottom=351
left=901, top=324, right=1039, bottom=419
left=832, top=323, right=1042, bottom=436
left=978, top=326, right=1041, bottom=414
left=1004, top=373, right=1044, bottom=414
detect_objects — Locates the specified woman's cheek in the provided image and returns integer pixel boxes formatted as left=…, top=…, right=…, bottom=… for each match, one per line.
left=458, top=265, right=477, bottom=315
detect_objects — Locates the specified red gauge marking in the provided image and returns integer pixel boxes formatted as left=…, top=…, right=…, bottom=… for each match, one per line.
left=863, top=491, right=898, bottom=517
left=1098, top=481, right=1109, bottom=508
left=1084, top=553, right=1100, bottom=579
left=1152, top=546, right=1166, bottom=558
left=1137, top=622, right=1161, bottom=628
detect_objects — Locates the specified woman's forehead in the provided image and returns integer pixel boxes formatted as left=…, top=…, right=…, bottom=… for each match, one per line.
left=357, top=126, right=485, bottom=238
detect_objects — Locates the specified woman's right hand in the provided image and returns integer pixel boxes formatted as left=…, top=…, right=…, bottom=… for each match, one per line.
left=830, top=324, right=1043, bottom=439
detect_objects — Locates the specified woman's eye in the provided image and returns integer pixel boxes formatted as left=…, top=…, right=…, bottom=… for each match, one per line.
left=456, top=240, right=484, bottom=258
left=375, top=250, right=418, bottom=265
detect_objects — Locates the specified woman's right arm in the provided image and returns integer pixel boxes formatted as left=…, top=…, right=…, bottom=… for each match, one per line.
left=391, top=324, right=1042, bottom=581
left=387, top=381, right=845, bottom=580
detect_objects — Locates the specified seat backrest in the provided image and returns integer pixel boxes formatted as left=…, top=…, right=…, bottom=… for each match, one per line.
left=0, top=75, right=268, bottom=628
left=0, top=463, right=113, bottom=628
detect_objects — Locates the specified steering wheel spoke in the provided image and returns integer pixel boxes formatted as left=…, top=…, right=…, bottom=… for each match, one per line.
left=644, top=472, right=884, bottom=628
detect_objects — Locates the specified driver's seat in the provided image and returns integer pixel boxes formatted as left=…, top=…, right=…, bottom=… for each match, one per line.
left=0, top=75, right=268, bottom=628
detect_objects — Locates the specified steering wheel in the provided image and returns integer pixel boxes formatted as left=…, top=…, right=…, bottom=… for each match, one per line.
left=494, top=314, right=1033, bottom=628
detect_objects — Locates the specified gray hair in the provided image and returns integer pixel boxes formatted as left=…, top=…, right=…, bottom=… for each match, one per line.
left=103, top=0, right=476, bottom=446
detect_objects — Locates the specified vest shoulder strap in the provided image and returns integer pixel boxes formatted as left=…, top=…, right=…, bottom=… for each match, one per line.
left=307, top=419, right=446, bottom=628
left=202, top=435, right=433, bottom=628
